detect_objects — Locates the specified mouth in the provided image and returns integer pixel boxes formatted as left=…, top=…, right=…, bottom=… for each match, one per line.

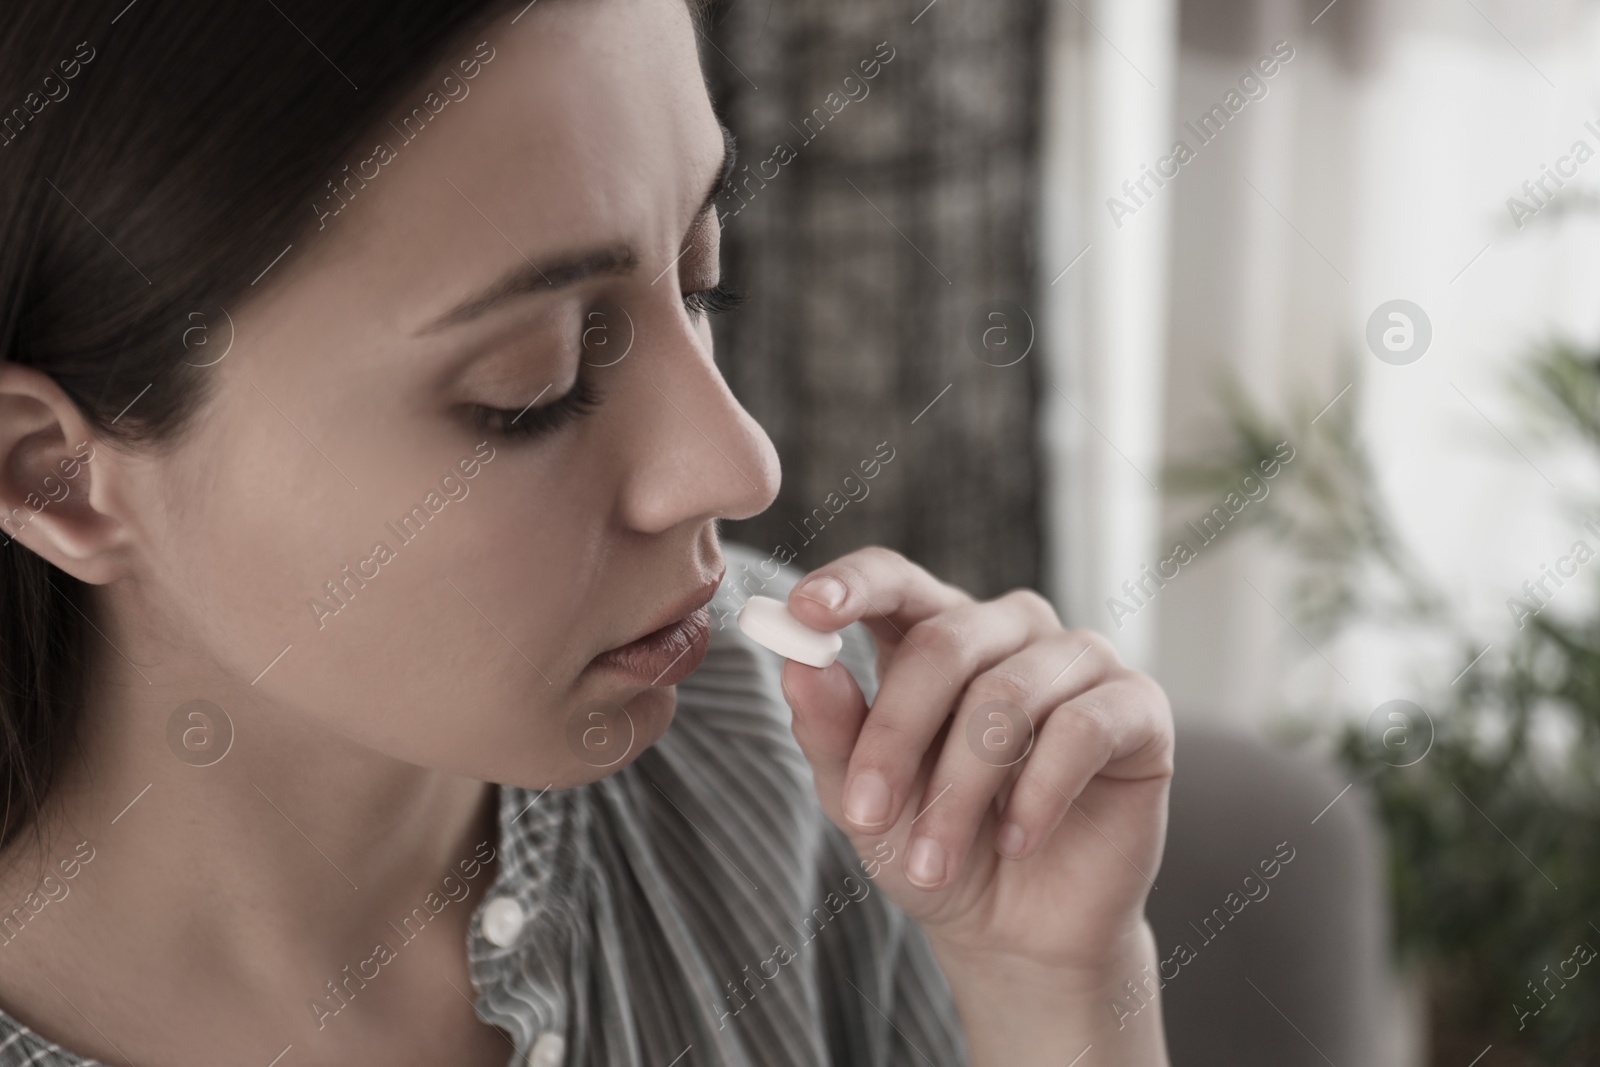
left=588, top=568, right=725, bottom=687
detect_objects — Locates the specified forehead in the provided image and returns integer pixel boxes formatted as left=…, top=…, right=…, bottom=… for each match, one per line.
left=288, top=0, right=720, bottom=325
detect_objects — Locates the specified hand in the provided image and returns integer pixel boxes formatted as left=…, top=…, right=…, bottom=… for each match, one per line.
left=779, top=546, right=1174, bottom=979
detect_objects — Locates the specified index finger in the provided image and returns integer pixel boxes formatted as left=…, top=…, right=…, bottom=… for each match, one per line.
left=786, top=545, right=971, bottom=649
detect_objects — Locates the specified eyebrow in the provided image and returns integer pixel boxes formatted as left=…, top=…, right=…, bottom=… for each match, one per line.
left=416, top=125, right=738, bottom=336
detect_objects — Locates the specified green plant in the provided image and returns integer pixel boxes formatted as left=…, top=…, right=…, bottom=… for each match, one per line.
left=1177, top=348, right=1600, bottom=1065
left=1165, top=359, right=1443, bottom=636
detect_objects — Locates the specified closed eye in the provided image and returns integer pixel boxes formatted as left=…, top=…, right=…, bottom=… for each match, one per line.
left=683, top=280, right=745, bottom=319
left=468, top=376, right=602, bottom=440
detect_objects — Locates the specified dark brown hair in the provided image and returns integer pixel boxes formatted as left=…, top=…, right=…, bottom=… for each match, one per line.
left=0, top=0, right=563, bottom=851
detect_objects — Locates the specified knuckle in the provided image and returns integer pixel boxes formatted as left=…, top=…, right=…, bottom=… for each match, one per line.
left=816, top=546, right=900, bottom=593
left=1147, top=733, right=1176, bottom=779
left=1129, top=668, right=1172, bottom=715
left=855, top=716, right=916, bottom=763
left=1060, top=695, right=1119, bottom=752
left=1107, top=666, right=1171, bottom=722
left=826, top=564, right=866, bottom=597
left=855, top=545, right=908, bottom=572
left=967, top=665, right=1036, bottom=711
left=1006, top=772, right=1067, bottom=822
left=1122, top=669, right=1176, bottom=772
left=907, top=614, right=972, bottom=664
left=913, top=788, right=983, bottom=846
left=1001, top=587, right=1059, bottom=626
left=913, top=786, right=966, bottom=829
left=1065, top=627, right=1120, bottom=668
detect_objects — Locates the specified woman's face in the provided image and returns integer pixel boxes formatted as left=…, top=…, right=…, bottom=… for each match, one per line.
left=112, top=0, right=779, bottom=787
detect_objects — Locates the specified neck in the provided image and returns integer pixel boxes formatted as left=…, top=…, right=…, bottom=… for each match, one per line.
left=0, top=595, right=498, bottom=1019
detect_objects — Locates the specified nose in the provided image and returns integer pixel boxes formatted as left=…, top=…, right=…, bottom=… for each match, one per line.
left=613, top=307, right=780, bottom=534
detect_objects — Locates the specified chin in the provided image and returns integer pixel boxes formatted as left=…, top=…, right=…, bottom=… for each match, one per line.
left=523, top=682, right=679, bottom=788
left=620, top=685, right=678, bottom=750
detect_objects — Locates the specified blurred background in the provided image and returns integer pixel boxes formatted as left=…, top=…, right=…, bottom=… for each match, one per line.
left=706, top=0, right=1600, bottom=1064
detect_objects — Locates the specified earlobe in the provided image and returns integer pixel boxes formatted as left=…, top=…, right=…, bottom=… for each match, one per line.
left=0, top=363, right=130, bottom=584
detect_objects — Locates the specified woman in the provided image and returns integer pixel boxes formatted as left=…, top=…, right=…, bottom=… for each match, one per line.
left=0, top=1, right=1174, bottom=1064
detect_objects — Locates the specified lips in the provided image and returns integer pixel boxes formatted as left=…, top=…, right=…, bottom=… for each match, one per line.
left=588, top=570, right=724, bottom=687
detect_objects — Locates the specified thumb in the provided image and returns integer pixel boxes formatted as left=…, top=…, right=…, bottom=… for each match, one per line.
left=781, top=658, right=869, bottom=824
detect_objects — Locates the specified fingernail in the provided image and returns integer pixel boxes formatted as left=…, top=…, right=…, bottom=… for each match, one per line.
left=907, top=837, right=946, bottom=888
left=995, top=822, right=1026, bottom=859
left=843, top=772, right=891, bottom=827
left=796, top=576, right=846, bottom=611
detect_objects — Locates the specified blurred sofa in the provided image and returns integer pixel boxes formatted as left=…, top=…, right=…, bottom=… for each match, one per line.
left=1148, top=725, right=1412, bottom=1066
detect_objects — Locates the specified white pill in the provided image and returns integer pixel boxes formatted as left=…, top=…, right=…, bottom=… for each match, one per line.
left=737, top=595, right=843, bottom=668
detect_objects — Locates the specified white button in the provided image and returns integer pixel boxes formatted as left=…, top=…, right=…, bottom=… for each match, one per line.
left=480, top=895, right=525, bottom=947
left=526, top=1031, right=565, bottom=1067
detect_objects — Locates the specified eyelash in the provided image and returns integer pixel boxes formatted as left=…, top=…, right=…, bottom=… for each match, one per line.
left=470, top=281, right=744, bottom=440
left=470, top=375, right=602, bottom=440
left=682, top=280, right=746, bottom=319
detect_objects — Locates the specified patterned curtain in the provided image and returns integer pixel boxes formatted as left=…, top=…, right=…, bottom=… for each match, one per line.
left=707, top=0, right=1048, bottom=599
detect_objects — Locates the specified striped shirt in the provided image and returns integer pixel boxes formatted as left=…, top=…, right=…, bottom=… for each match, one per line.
left=0, top=542, right=971, bottom=1067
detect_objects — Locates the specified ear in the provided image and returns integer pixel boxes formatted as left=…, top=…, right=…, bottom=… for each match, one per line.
left=0, top=363, right=133, bottom=585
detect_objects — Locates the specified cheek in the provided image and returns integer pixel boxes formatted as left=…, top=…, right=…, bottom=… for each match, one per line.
left=166, top=385, right=624, bottom=786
